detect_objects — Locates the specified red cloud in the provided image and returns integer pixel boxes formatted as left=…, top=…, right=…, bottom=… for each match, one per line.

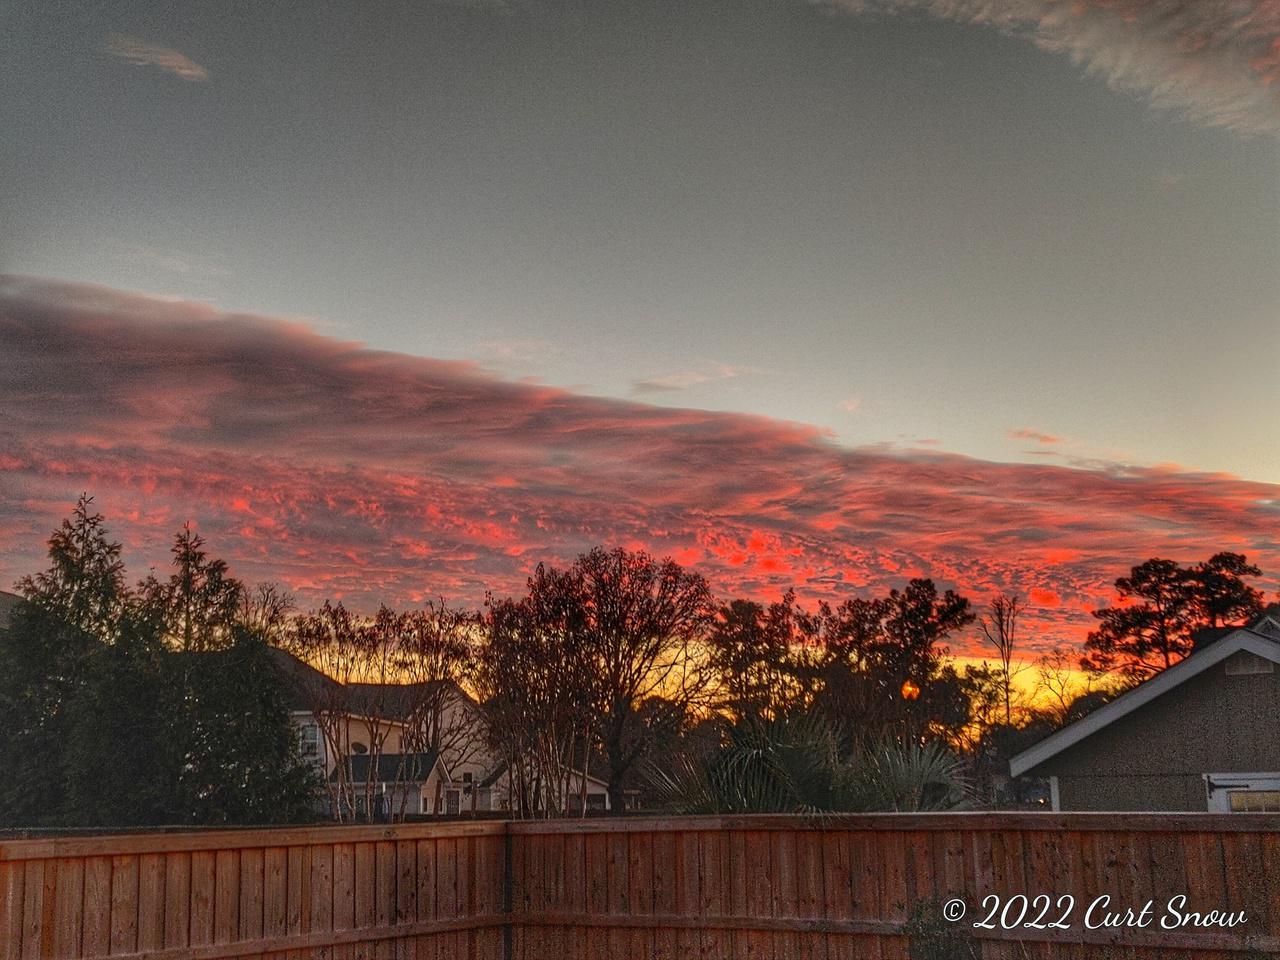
left=2, top=277, right=1278, bottom=655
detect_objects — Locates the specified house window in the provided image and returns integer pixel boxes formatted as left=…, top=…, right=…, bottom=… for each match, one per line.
left=1229, top=792, right=1280, bottom=812
left=1205, top=773, right=1280, bottom=811
left=446, top=789, right=460, bottom=816
left=297, top=723, right=320, bottom=759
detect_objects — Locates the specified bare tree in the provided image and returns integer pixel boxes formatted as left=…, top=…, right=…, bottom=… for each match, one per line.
left=475, top=591, right=595, bottom=817
left=392, top=601, right=482, bottom=820
left=1036, top=645, right=1096, bottom=727
left=350, top=606, right=401, bottom=821
left=285, top=601, right=363, bottom=822
left=568, top=548, right=715, bottom=814
left=237, top=582, right=295, bottom=642
left=979, top=594, right=1023, bottom=725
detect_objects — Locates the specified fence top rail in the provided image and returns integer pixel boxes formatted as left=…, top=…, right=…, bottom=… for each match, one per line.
left=6, top=810, right=1280, bottom=860
left=509, top=811, right=1280, bottom=835
left=0, top=819, right=508, bottom=860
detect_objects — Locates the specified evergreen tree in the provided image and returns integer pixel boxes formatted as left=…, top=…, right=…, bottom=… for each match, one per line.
left=1, top=499, right=317, bottom=827
left=140, top=523, right=243, bottom=652
left=60, top=609, right=181, bottom=826
left=1083, top=553, right=1265, bottom=679
left=0, top=495, right=128, bottom=825
left=175, top=629, right=319, bottom=824
left=17, top=494, right=127, bottom=639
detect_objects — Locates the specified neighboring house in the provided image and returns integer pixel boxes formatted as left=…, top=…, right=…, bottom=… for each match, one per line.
left=331, top=751, right=452, bottom=819
left=478, top=762, right=612, bottom=815
left=268, top=647, right=504, bottom=816
left=269, top=647, right=612, bottom=817
left=1011, top=609, right=1280, bottom=812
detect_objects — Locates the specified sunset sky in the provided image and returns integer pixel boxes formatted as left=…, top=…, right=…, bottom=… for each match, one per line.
left=2, top=1, right=1279, bottom=655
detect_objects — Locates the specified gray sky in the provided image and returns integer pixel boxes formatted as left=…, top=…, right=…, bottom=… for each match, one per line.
left=4, top=0, right=1279, bottom=479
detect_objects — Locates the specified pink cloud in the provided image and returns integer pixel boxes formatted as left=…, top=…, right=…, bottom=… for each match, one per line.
left=1010, top=427, right=1064, bottom=445
left=2, top=277, right=1278, bottom=656
left=105, top=34, right=209, bottom=82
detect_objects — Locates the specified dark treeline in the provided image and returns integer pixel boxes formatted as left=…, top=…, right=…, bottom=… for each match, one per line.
left=0, top=495, right=1269, bottom=827
left=0, top=497, right=316, bottom=828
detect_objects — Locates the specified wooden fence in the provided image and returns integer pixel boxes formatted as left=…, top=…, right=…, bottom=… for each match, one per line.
left=3, top=814, right=1278, bottom=959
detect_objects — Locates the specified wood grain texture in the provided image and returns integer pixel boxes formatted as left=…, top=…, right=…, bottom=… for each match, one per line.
left=3, top=815, right=1279, bottom=958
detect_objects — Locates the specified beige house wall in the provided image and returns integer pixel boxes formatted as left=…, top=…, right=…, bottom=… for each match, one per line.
left=291, top=696, right=506, bottom=813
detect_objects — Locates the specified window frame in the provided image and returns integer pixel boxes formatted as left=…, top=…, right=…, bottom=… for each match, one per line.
left=1204, top=772, right=1280, bottom=811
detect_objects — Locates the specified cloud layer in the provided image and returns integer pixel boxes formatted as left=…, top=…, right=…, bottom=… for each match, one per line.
left=825, top=0, right=1280, bottom=135
left=105, top=34, right=209, bottom=82
left=2, top=277, right=1277, bottom=653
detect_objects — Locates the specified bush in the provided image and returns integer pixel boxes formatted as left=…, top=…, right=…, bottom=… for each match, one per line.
left=647, top=714, right=972, bottom=814
left=902, top=900, right=980, bottom=960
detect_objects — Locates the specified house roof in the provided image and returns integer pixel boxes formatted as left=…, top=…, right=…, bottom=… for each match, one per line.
left=330, top=750, right=442, bottom=785
left=478, top=761, right=509, bottom=789
left=1010, top=621, right=1280, bottom=778
left=266, top=646, right=471, bottom=718
left=474, top=760, right=609, bottom=790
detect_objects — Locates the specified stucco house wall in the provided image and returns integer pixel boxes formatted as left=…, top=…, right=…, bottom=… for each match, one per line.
left=1034, top=650, right=1280, bottom=811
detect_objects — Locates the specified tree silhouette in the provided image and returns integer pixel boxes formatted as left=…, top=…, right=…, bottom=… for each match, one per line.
left=17, top=493, right=126, bottom=641
left=3, top=498, right=315, bottom=827
left=978, top=594, right=1023, bottom=725
left=706, top=592, right=802, bottom=721
left=140, top=523, right=244, bottom=651
left=1082, top=553, right=1265, bottom=679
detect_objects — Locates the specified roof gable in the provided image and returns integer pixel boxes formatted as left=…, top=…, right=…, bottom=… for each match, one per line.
left=1254, top=615, right=1280, bottom=640
left=1010, top=627, right=1280, bottom=778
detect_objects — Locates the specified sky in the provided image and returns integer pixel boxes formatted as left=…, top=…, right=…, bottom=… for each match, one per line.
left=2, top=0, right=1279, bottom=655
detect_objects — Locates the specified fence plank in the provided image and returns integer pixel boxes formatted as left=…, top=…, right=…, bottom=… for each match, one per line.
left=212, top=851, right=238, bottom=949
left=51, top=858, right=84, bottom=959
left=164, top=852, right=192, bottom=951
left=109, top=855, right=139, bottom=956
left=137, top=853, right=166, bottom=953
left=1, top=860, right=25, bottom=960
left=262, top=849, right=287, bottom=941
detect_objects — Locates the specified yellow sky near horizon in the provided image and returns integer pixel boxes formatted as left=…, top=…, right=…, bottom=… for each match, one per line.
left=949, top=654, right=1097, bottom=711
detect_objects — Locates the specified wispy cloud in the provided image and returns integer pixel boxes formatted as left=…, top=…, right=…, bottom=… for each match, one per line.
left=819, top=1, right=1280, bottom=135
left=2, top=277, right=1278, bottom=653
left=631, top=363, right=765, bottom=395
left=110, top=242, right=230, bottom=278
left=1010, top=427, right=1063, bottom=445
left=473, top=338, right=563, bottom=366
left=838, top=397, right=863, bottom=413
left=105, top=34, right=209, bottom=82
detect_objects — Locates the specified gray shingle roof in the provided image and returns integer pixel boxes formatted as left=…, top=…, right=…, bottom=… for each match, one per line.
left=329, top=750, right=440, bottom=784
left=266, top=647, right=469, bottom=719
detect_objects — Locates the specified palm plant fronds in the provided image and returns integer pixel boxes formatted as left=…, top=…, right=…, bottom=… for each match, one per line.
left=647, top=714, right=972, bottom=815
